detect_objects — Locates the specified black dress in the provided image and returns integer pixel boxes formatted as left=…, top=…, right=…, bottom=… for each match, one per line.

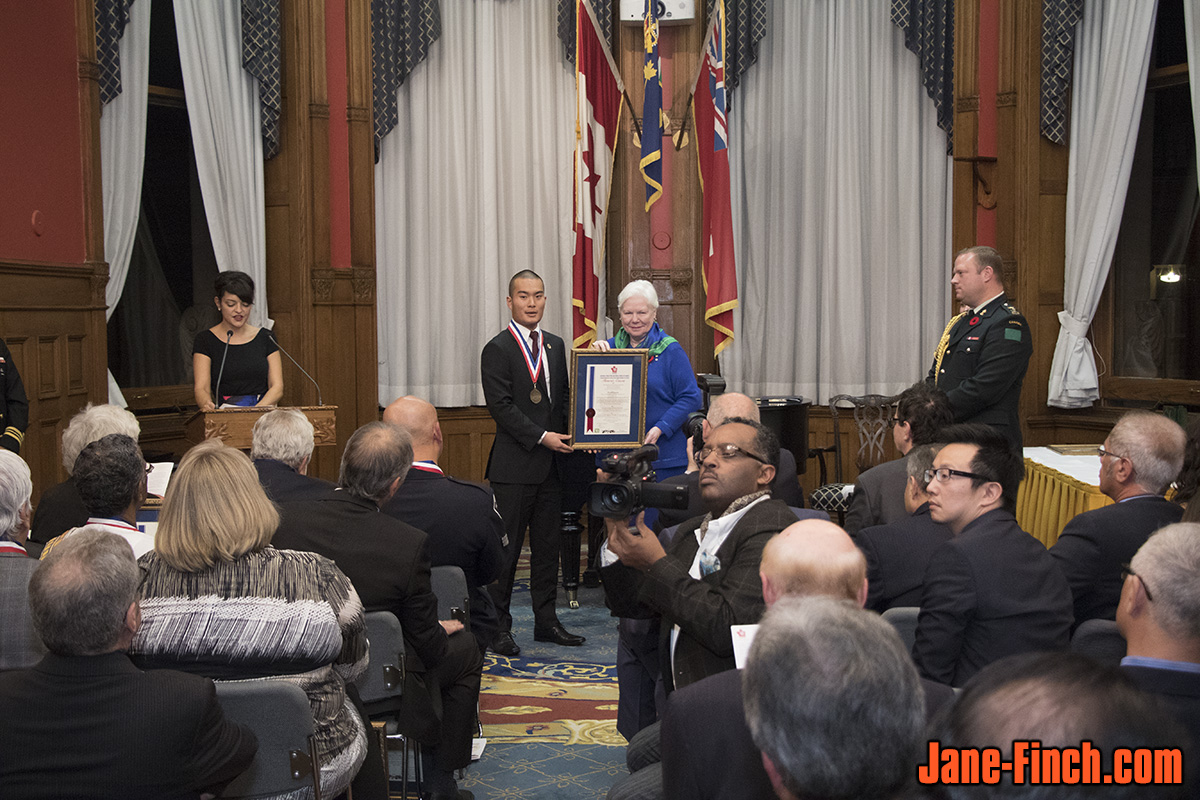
left=192, top=328, right=278, bottom=403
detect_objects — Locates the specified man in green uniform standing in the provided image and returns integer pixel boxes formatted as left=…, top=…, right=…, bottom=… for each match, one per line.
left=927, top=245, right=1032, bottom=451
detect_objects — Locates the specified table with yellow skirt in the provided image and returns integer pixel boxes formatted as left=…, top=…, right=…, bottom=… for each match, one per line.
left=1015, top=447, right=1112, bottom=549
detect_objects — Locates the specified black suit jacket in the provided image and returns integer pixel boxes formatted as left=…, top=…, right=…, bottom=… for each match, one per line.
left=253, top=458, right=335, bottom=504
left=481, top=325, right=569, bottom=485
left=653, top=449, right=804, bottom=532
left=381, top=467, right=507, bottom=648
left=0, top=651, right=256, bottom=799
left=856, top=502, right=953, bottom=612
left=1123, top=663, right=1200, bottom=754
left=601, top=498, right=798, bottom=691
left=913, top=508, right=1073, bottom=686
left=661, top=666, right=955, bottom=800
left=273, top=488, right=449, bottom=671
left=844, top=455, right=909, bottom=535
left=28, top=477, right=89, bottom=549
left=1050, top=496, right=1182, bottom=628
left=927, top=293, right=1032, bottom=450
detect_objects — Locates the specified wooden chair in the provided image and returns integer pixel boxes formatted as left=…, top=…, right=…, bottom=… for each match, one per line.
left=808, top=393, right=898, bottom=524
left=214, top=677, right=321, bottom=799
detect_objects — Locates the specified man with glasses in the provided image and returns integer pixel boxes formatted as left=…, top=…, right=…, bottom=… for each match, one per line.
left=912, top=424, right=1072, bottom=686
left=600, top=417, right=798, bottom=693
left=1117, top=522, right=1200, bottom=749
left=1050, top=411, right=1186, bottom=630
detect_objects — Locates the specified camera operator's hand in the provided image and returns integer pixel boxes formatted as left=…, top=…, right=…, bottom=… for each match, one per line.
left=605, top=512, right=666, bottom=571
left=643, top=426, right=662, bottom=446
left=541, top=431, right=573, bottom=453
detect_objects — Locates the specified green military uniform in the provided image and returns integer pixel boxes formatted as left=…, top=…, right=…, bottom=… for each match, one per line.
left=927, top=293, right=1032, bottom=450
left=0, top=340, right=28, bottom=454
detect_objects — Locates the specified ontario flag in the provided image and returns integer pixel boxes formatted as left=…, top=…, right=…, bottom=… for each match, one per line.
left=572, top=0, right=624, bottom=347
left=693, top=0, right=738, bottom=356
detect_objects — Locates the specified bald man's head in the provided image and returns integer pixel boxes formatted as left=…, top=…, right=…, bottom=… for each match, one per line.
left=382, top=396, right=442, bottom=456
left=708, top=392, right=760, bottom=427
left=760, top=519, right=868, bottom=607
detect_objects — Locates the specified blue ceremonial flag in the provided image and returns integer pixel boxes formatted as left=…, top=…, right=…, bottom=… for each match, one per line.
left=640, top=0, right=663, bottom=211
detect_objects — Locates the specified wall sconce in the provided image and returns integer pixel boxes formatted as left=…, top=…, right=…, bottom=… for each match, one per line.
left=1150, top=264, right=1184, bottom=299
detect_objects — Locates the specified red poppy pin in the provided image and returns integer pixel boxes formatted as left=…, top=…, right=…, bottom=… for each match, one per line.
left=968, top=316, right=981, bottom=326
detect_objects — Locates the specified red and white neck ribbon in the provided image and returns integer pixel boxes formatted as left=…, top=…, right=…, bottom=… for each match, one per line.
left=508, top=320, right=544, bottom=385
left=411, top=461, right=444, bottom=475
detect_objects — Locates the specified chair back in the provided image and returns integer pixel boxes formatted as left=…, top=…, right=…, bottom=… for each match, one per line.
left=881, top=606, right=921, bottom=653
left=1070, top=619, right=1127, bottom=667
left=431, top=565, right=470, bottom=624
left=829, top=394, right=899, bottom=480
left=360, top=610, right=406, bottom=707
left=215, top=678, right=320, bottom=799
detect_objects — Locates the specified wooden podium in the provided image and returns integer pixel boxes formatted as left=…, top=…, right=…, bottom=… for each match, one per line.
left=184, top=406, right=338, bottom=450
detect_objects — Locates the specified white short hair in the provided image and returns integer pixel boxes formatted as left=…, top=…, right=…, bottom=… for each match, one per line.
left=60, top=404, right=140, bottom=474
left=617, top=280, right=659, bottom=312
left=251, top=408, right=315, bottom=468
left=0, top=449, right=33, bottom=540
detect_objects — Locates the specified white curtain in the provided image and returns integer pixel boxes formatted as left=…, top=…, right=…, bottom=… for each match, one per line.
left=718, top=1, right=952, bottom=403
left=174, top=0, right=270, bottom=327
left=100, top=0, right=151, bottom=406
left=375, top=0, right=576, bottom=407
left=1186, top=1, right=1200, bottom=176
left=1046, top=0, right=1157, bottom=408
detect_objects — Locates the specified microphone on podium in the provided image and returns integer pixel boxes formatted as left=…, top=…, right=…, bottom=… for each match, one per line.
left=213, top=329, right=233, bottom=406
left=268, top=331, right=323, bottom=406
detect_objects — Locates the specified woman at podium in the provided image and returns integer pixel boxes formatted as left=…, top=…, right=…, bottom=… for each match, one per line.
left=192, top=271, right=283, bottom=410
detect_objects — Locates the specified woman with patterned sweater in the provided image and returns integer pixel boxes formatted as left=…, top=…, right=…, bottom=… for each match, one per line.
left=131, top=439, right=368, bottom=799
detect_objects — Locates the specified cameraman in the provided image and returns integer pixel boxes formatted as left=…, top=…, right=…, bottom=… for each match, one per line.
left=599, top=417, right=799, bottom=699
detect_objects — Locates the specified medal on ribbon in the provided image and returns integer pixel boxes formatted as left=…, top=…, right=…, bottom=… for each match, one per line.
left=508, top=321, right=544, bottom=404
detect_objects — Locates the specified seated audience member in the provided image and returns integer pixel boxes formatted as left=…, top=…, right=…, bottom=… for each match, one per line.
left=380, top=396, right=506, bottom=656
left=913, top=424, right=1072, bottom=686
left=250, top=407, right=334, bottom=503
left=744, top=596, right=926, bottom=800
left=845, top=382, right=953, bottom=535
left=856, top=444, right=953, bottom=612
left=0, top=449, right=45, bottom=670
left=0, top=529, right=257, bottom=798
left=273, top=422, right=483, bottom=800
left=1117, top=522, right=1200, bottom=747
left=654, top=392, right=805, bottom=531
left=27, top=402, right=140, bottom=552
left=131, top=440, right=368, bottom=798
left=1050, top=410, right=1185, bottom=628
left=39, top=433, right=152, bottom=559
left=927, top=652, right=1188, bottom=799
left=660, top=519, right=954, bottom=800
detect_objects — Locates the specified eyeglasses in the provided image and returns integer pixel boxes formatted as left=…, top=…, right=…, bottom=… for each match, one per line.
left=1096, top=446, right=1127, bottom=462
left=1121, top=562, right=1154, bottom=602
left=924, top=467, right=990, bottom=484
left=697, top=443, right=769, bottom=465
left=144, top=463, right=154, bottom=476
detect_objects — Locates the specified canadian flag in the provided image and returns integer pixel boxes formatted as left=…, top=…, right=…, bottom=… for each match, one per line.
left=571, top=0, right=623, bottom=348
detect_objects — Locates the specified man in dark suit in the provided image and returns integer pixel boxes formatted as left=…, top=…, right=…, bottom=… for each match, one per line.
left=913, top=424, right=1073, bottom=686
left=856, top=444, right=953, bottom=612
left=0, top=449, right=45, bottom=669
left=250, top=407, right=334, bottom=503
left=927, top=246, right=1032, bottom=451
left=1118, top=522, right=1200, bottom=751
left=654, top=391, right=804, bottom=532
left=844, top=381, right=953, bottom=535
left=661, top=519, right=954, bottom=800
left=382, top=395, right=507, bottom=655
left=601, top=417, right=798, bottom=693
left=481, top=269, right=582, bottom=654
left=273, top=421, right=483, bottom=800
left=1051, top=410, right=1186, bottom=628
left=0, top=528, right=256, bottom=798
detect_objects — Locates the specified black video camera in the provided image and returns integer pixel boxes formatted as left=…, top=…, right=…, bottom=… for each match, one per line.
left=588, top=444, right=690, bottom=519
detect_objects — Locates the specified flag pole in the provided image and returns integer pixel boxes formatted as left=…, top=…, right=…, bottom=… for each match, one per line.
left=674, top=91, right=694, bottom=151
left=622, top=89, right=643, bottom=139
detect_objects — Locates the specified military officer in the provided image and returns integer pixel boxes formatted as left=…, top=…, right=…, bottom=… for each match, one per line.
left=927, top=246, right=1032, bottom=451
left=0, top=340, right=28, bottom=454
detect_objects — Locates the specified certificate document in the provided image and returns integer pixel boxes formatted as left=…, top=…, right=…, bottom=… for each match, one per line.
left=586, top=363, right=634, bottom=436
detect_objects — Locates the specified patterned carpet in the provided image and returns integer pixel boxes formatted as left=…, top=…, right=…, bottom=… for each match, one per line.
left=390, top=555, right=631, bottom=799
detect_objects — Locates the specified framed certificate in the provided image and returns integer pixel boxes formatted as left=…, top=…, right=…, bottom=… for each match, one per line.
left=569, top=349, right=649, bottom=449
